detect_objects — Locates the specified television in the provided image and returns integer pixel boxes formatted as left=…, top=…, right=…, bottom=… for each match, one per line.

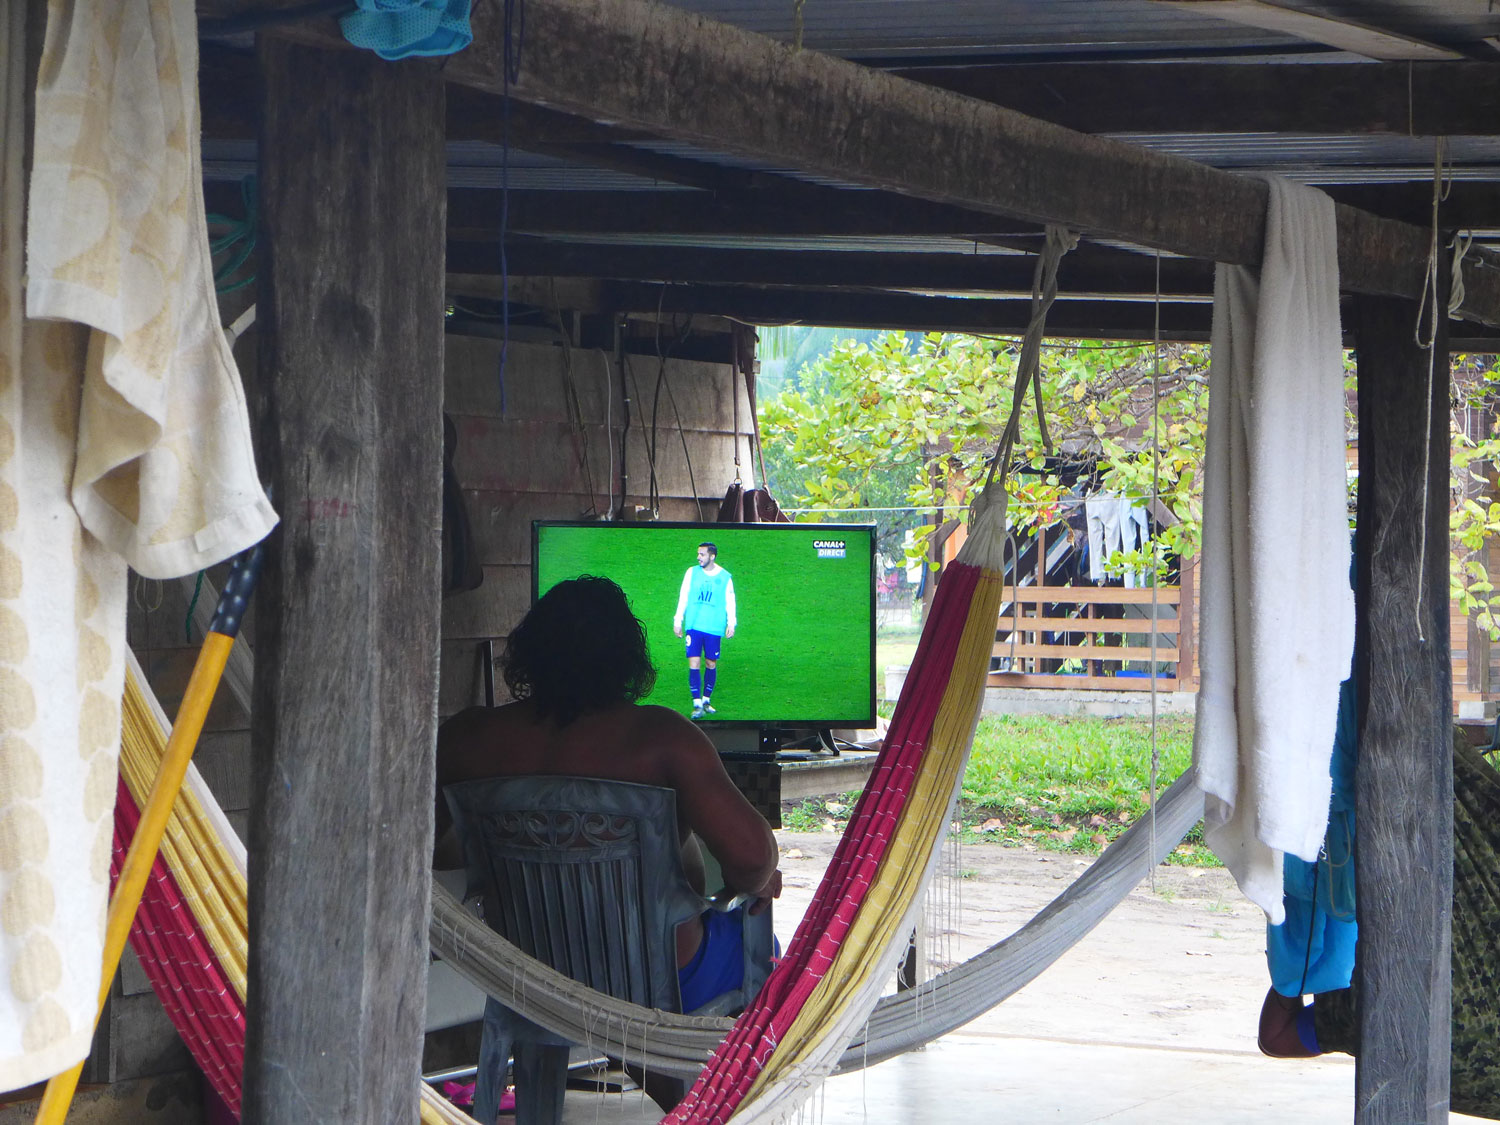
left=533, top=521, right=876, bottom=730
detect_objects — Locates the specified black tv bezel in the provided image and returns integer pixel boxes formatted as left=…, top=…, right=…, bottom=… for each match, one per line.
left=531, top=519, right=879, bottom=729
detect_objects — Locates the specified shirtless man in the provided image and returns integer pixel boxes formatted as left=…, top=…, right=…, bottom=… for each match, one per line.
left=435, top=575, right=781, bottom=999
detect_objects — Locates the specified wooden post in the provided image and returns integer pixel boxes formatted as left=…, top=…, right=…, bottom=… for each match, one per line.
left=247, top=42, right=445, bottom=1124
left=1353, top=292, right=1453, bottom=1123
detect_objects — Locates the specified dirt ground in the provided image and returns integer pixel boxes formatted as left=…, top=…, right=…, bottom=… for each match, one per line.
left=773, top=828, right=1300, bottom=1054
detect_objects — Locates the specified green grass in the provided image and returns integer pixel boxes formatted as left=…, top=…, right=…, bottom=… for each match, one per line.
left=782, top=714, right=1218, bottom=865
left=537, top=524, right=873, bottom=722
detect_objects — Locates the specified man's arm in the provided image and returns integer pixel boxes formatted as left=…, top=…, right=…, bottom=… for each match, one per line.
left=724, top=577, right=736, bottom=638
left=660, top=712, right=777, bottom=899
left=432, top=707, right=488, bottom=868
left=673, top=568, right=693, bottom=636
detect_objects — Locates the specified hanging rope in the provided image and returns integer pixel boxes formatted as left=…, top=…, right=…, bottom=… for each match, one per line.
left=1148, top=249, right=1163, bottom=890
left=1412, top=138, right=1452, bottom=643
left=985, top=225, right=1078, bottom=486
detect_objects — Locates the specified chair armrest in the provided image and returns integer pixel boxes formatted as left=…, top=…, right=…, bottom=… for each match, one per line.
left=706, top=890, right=753, bottom=913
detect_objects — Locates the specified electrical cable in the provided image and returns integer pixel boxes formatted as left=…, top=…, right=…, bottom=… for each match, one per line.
left=549, top=283, right=598, bottom=513
left=601, top=350, right=615, bottom=518
left=496, top=0, right=527, bottom=416
left=621, top=353, right=657, bottom=514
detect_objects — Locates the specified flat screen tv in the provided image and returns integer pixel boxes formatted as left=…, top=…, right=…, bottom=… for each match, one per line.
left=533, top=521, right=876, bottom=728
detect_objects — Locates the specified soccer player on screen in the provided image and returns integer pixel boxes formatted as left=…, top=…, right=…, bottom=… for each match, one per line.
left=673, top=542, right=737, bottom=719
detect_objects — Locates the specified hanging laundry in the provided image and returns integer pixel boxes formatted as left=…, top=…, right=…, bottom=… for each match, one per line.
left=1084, top=496, right=1121, bottom=583
left=1122, top=500, right=1152, bottom=588
left=340, top=0, right=474, bottom=60
left=0, top=0, right=275, bottom=1091
left=1193, top=176, right=1354, bottom=923
left=1084, top=493, right=1150, bottom=585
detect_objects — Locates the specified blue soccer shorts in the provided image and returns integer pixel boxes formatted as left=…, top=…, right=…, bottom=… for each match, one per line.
left=685, top=629, right=722, bottom=661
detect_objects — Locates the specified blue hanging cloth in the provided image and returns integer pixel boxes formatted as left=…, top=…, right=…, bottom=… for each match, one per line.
left=1265, top=657, right=1359, bottom=997
left=340, top=0, right=473, bottom=60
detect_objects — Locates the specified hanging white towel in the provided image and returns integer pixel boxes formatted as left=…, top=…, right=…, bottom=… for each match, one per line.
left=1193, top=176, right=1354, bottom=923
left=1123, top=501, right=1151, bottom=588
left=1084, top=495, right=1124, bottom=583
left=0, top=0, right=275, bottom=1091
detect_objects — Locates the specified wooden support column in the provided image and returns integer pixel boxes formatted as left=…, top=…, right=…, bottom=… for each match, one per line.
left=1353, top=292, right=1453, bottom=1123
left=247, top=41, right=445, bottom=1123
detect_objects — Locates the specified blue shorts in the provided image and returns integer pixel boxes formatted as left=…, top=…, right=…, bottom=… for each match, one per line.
left=677, top=907, right=745, bottom=1012
left=685, top=629, right=722, bottom=661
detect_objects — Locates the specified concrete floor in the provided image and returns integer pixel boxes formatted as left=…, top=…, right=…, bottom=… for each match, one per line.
left=515, top=833, right=1492, bottom=1124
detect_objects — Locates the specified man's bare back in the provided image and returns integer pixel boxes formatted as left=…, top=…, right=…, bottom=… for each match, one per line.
left=435, top=697, right=779, bottom=965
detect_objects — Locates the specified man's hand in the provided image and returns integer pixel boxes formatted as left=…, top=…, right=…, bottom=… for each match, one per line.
left=749, top=868, right=782, bottom=915
left=674, top=622, right=684, bottom=637
left=725, top=624, right=735, bottom=639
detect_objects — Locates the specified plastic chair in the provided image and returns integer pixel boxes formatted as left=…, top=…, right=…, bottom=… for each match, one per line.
left=444, top=775, right=775, bottom=1125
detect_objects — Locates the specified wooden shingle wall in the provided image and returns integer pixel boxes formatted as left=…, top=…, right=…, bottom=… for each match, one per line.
left=127, top=324, right=751, bottom=822
left=114, top=318, right=747, bottom=1089
left=439, top=331, right=753, bottom=716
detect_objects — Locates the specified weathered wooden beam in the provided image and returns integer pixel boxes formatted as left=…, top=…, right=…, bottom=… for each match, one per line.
left=449, top=237, right=1216, bottom=299
left=247, top=41, right=444, bottom=1124
left=206, top=45, right=1500, bottom=243
left=369, top=0, right=1500, bottom=326
left=1353, top=291, right=1454, bottom=1123
left=887, top=61, right=1500, bottom=137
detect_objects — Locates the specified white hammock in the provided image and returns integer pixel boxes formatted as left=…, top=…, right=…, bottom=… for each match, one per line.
left=183, top=563, right=1205, bottom=1085
left=427, top=769, right=1205, bottom=1079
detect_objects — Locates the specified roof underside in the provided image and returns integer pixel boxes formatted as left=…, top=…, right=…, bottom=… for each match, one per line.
left=202, top=0, right=1500, bottom=346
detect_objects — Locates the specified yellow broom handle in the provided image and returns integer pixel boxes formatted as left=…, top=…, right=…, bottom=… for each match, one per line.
left=35, top=538, right=264, bottom=1124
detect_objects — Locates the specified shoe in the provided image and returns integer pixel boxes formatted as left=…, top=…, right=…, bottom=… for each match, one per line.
left=691, top=705, right=705, bottom=719
left=1257, top=987, right=1318, bottom=1058
left=701, top=701, right=716, bottom=714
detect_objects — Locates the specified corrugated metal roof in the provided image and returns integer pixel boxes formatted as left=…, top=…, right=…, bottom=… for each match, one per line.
left=661, top=0, right=1297, bottom=58
left=1111, top=133, right=1500, bottom=183
left=661, top=0, right=1500, bottom=59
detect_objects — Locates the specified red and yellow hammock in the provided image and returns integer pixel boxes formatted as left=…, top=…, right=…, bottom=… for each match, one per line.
left=669, top=494, right=1008, bottom=1123
left=98, top=485, right=1008, bottom=1125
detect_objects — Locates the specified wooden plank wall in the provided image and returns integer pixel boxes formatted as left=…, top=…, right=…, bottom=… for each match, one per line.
left=439, top=330, right=753, bottom=717
left=127, top=326, right=750, bottom=824
left=112, top=318, right=746, bottom=1089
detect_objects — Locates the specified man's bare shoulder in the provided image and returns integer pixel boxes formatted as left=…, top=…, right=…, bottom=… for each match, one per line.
left=632, top=705, right=717, bottom=754
left=440, top=702, right=526, bottom=740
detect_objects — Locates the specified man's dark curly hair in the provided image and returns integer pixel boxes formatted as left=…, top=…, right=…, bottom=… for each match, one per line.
left=502, top=576, right=657, bottom=725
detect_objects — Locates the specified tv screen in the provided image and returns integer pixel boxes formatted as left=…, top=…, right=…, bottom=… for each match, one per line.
left=533, top=521, right=876, bottom=727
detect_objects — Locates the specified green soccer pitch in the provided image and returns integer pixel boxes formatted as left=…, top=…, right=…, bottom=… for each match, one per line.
left=535, top=523, right=874, bottom=724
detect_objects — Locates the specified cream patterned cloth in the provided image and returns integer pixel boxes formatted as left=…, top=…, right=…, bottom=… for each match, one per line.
left=0, top=0, right=276, bottom=1091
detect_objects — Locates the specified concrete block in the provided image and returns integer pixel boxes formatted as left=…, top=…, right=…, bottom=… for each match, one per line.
left=0, top=1073, right=204, bottom=1125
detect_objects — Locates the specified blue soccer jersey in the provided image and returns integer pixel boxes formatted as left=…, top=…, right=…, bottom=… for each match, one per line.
left=676, top=566, right=735, bottom=637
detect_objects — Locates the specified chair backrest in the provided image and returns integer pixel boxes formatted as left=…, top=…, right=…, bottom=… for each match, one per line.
left=444, top=775, right=705, bottom=1013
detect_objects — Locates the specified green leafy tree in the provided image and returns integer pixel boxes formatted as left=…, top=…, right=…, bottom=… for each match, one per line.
left=1450, top=355, right=1500, bottom=637
left=759, top=332, right=1210, bottom=574
left=759, top=333, right=1500, bottom=642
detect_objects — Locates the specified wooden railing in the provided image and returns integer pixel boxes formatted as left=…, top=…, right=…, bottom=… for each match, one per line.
left=990, top=581, right=1195, bottom=692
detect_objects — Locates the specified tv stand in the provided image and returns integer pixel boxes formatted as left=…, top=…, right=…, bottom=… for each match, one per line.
left=707, top=727, right=840, bottom=758
left=705, top=727, right=769, bottom=756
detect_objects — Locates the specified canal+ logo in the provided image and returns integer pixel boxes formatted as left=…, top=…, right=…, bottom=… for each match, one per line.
left=813, top=539, right=846, bottom=559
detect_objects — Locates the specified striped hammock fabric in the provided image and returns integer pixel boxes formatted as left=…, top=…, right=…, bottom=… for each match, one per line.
left=111, top=781, right=246, bottom=1113
left=115, top=652, right=476, bottom=1125
left=667, top=489, right=1011, bottom=1124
